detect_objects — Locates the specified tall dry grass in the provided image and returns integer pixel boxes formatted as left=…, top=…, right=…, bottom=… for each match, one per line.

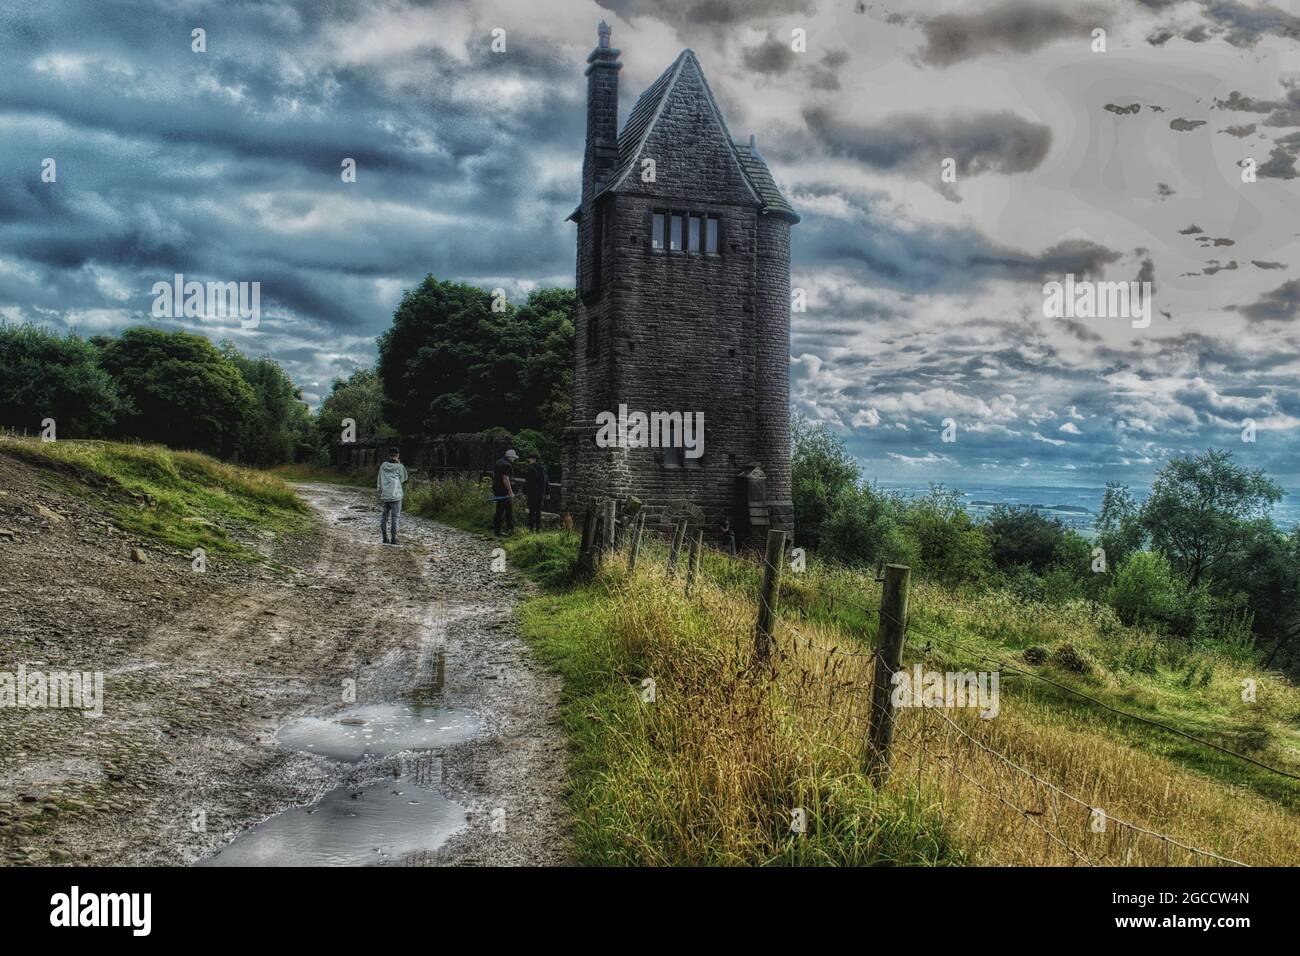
left=552, top=540, right=1300, bottom=866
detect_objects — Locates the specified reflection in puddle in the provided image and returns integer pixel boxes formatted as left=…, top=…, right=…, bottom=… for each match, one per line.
left=198, top=779, right=466, bottom=867
left=275, top=700, right=481, bottom=763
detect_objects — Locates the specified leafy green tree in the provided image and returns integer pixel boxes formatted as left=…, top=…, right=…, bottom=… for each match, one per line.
left=515, top=288, right=575, bottom=448
left=1096, top=481, right=1143, bottom=570
left=316, top=368, right=395, bottom=448
left=98, top=327, right=256, bottom=458
left=790, top=414, right=861, bottom=549
left=984, top=505, right=1070, bottom=572
left=221, top=345, right=315, bottom=465
left=0, top=324, right=126, bottom=437
left=376, top=278, right=575, bottom=443
left=1222, top=523, right=1300, bottom=668
left=1140, top=449, right=1283, bottom=588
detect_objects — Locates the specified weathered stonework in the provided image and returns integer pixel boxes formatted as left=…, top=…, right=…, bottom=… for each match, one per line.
left=563, top=23, right=798, bottom=546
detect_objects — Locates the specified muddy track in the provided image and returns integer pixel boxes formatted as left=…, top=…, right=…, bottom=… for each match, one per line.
left=0, top=473, right=568, bottom=866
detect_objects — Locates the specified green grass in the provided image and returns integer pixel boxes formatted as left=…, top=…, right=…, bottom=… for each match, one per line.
left=405, top=474, right=504, bottom=534
left=1, top=437, right=309, bottom=562
left=503, top=530, right=964, bottom=865
left=268, top=461, right=374, bottom=488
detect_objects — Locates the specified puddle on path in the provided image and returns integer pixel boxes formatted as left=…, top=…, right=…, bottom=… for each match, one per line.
left=198, top=598, right=484, bottom=866
left=275, top=701, right=481, bottom=763
left=198, top=778, right=466, bottom=867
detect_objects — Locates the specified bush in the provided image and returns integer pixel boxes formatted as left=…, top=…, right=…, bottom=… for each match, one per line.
left=790, top=415, right=862, bottom=550
left=901, top=487, right=993, bottom=584
left=818, top=482, right=910, bottom=567
left=1107, top=550, right=1182, bottom=628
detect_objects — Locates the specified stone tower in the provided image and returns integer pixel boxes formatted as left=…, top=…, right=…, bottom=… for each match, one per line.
left=563, top=22, right=798, bottom=545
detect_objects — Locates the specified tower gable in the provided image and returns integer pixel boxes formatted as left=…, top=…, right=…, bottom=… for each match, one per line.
left=601, top=51, right=760, bottom=207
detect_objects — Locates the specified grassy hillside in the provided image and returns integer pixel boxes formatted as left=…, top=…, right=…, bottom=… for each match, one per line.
left=496, top=526, right=1300, bottom=866
left=0, top=437, right=308, bottom=561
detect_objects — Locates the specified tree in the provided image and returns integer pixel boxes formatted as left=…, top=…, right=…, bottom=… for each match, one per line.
left=1096, top=481, right=1143, bottom=570
left=984, top=505, right=1070, bottom=572
left=0, top=324, right=126, bottom=437
left=515, top=288, right=575, bottom=450
left=790, top=413, right=861, bottom=549
left=1222, top=523, right=1300, bottom=668
left=376, top=277, right=575, bottom=441
left=221, top=344, right=315, bottom=466
left=1140, top=449, right=1283, bottom=588
left=316, top=368, right=395, bottom=448
left=98, top=327, right=256, bottom=458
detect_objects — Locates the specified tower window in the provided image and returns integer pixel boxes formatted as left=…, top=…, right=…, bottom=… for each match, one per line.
left=650, top=209, right=721, bottom=257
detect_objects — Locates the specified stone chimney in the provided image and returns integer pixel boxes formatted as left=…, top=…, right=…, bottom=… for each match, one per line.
left=582, top=20, right=621, bottom=204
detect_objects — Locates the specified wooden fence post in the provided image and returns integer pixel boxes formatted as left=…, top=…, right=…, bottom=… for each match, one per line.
left=685, top=528, right=704, bottom=595
left=603, top=498, right=617, bottom=552
left=865, top=564, right=911, bottom=785
left=667, top=519, right=687, bottom=576
left=754, top=529, right=787, bottom=663
left=577, top=499, right=598, bottom=575
left=627, top=511, right=645, bottom=572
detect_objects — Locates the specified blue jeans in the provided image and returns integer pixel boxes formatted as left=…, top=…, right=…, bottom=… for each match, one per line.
left=381, top=499, right=401, bottom=541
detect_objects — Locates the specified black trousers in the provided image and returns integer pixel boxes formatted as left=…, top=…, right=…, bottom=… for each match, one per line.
left=494, top=498, right=514, bottom=534
left=527, top=498, right=544, bottom=531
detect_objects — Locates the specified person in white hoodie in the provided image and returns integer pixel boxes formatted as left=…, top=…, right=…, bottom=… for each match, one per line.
left=376, top=447, right=409, bottom=545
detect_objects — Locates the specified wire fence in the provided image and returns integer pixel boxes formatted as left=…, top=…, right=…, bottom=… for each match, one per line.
left=593, top=514, right=1294, bottom=866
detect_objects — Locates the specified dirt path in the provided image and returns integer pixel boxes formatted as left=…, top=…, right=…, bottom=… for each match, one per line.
left=0, top=471, right=568, bottom=866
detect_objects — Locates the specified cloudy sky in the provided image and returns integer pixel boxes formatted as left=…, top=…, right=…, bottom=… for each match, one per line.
left=2, top=0, right=1299, bottom=486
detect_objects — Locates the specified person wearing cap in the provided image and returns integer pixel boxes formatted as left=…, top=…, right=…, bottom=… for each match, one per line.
left=492, top=449, right=518, bottom=537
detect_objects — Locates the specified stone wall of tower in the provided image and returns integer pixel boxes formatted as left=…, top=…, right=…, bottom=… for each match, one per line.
left=754, top=213, right=794, bottom=532
left=564, top=41, right=796, bottom=543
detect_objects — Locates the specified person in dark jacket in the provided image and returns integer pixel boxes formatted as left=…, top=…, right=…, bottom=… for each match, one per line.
left=525, top=453, right=549, bottom=532
left=492, top=449, right=518, bottom=537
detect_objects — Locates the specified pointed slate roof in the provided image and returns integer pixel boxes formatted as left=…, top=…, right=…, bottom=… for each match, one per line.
left=570, top=50, right=798, bottom=223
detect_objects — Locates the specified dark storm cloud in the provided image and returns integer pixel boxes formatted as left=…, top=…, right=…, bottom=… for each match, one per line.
left=596, top=0, right=814, bottom=28
left=803, top=107, right=1051, bottom=177
left=741, top=33, right=798, bottom=75
left=1240, top=280, right=1300, bottom=321
left=793, top=186, right=1121, bottom=294
left=1189, top=0, right=1300, bottom=47
left=1258, top=142, right=1300, bottom=180
left=1214, top=80, right=1300, bottom=127
left=914, top=1, right=1108, bottom=67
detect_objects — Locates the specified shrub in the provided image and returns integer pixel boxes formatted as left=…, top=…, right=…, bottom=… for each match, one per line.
left=901, top=487, right=993, bottom=584
left=1107, top=550, right=1181, bottom=628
